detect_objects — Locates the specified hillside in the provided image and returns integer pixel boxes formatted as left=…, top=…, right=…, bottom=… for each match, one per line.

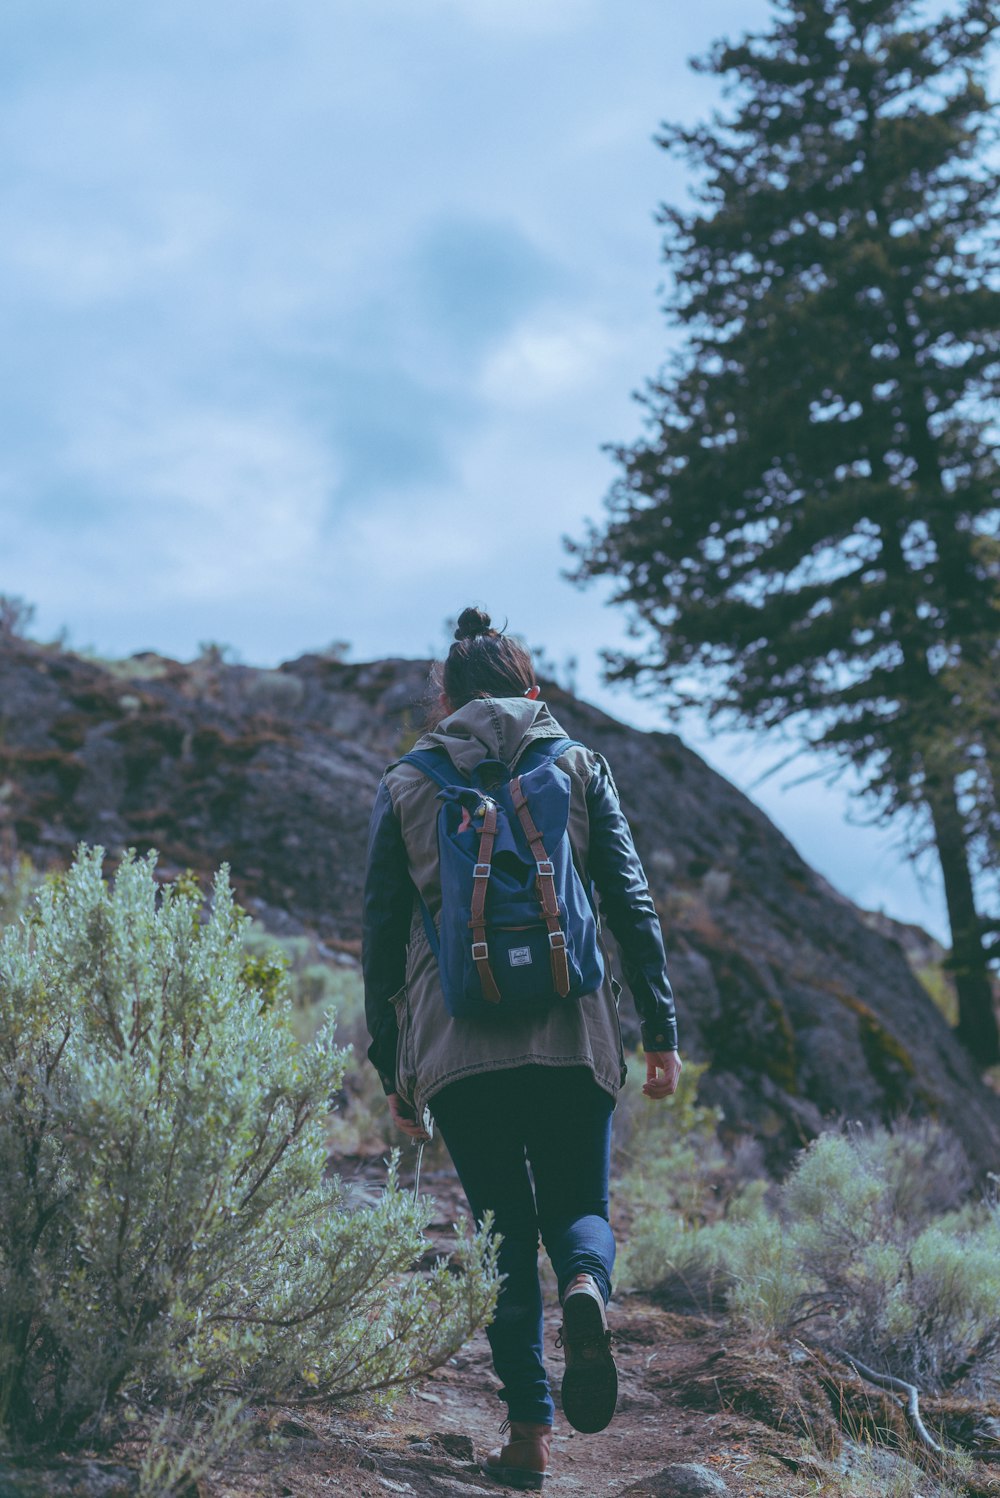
left=1, top=633, right=998, bottom=1173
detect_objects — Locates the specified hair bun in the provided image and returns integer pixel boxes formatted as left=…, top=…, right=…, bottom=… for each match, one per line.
left=454, top=606, right=493, bottom=641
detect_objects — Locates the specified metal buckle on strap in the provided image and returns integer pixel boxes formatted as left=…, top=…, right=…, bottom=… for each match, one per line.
left=536, top=859, right=555, bottom=877
left=472, top=940, right=490, bottom=961
left=548, top=931, right=567, bottom=950
left=473, top=863, right=491, bottom=879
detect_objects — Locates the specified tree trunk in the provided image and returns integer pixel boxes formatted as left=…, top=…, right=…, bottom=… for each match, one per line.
left=929, top=782, right=1000, bottom=1066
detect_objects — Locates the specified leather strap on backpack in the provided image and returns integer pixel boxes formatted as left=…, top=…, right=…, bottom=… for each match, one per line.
left=469, top=799, right=502, bottom=1005
left=510, top=777, right=571, bottom=997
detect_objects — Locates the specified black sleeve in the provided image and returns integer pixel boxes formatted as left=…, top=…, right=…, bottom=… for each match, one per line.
left=362, top=778, right=414, bottom=1093
left=585, top=759, right=679, bottom=1052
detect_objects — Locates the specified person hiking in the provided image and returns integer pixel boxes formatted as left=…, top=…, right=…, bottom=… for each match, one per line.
left=363, top=606, right=681, bottom=1491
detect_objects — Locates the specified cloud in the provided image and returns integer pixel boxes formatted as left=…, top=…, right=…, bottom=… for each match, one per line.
left=480, top=314, right=623, bottom=407
left=407, top=216, right=566, bottom=353
left=324, top=364, right=469, bottom=495
left=3, top=190, right=225, bottom=306
left=411, top=0, right=600, bottom=36
left=279, top=211, right=571, bottom=495
left=44, top=403, right=334, bottom=607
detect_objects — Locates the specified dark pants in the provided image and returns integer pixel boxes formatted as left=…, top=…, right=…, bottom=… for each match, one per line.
left=429, top=1064, right=616, bottom=1426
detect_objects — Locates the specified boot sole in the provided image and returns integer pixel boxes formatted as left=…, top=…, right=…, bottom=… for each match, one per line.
left=481, top=1461, right=546, bottom=1490
left=560, top=1290, right=618, bottom=1435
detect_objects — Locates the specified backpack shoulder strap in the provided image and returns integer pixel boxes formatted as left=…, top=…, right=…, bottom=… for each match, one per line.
left=388, top=750, right=450, bottom=961
left=509, top=773, right=571, bottom=997
left=394, top=747, right=465, bottom=791
left=518, top=736, right=583, bottom=767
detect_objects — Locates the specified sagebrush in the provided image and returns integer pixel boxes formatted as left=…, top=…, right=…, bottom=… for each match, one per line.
left=625, top=1118, right=1000, bottom=1394
left=0, top=847, right=498, bottom=1451
left=239, top=924, right=403, bottom=1157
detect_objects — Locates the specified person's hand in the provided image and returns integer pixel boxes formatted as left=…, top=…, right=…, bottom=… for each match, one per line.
left=387, top=1092, right=431, bottom=1141
left=643, top=1050, right=682, bottom=1099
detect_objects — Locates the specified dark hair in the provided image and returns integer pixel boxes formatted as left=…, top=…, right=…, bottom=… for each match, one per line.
left=435, top=606, right=536, bottom=713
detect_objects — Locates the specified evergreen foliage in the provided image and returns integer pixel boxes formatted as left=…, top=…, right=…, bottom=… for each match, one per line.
left=571, top=0, right=1000, bottom=1061
left=0, top=847, right=498, bottom=1451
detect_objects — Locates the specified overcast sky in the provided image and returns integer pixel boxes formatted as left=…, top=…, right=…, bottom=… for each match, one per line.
left=1, top=0, right=959, bottom=940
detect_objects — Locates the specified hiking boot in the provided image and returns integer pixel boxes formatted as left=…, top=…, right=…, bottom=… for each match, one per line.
left=558, top=1273, right=618, bottom=1434
left=482, top=1420, right=552, bottom=1490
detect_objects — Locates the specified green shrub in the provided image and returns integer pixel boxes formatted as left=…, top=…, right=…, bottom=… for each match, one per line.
left=0, top=855, right=40, bottom=930
left=616, top=1058, right=760, bottom=1305
left=624, top=1118, right=1000, bottom=1394
left=0, top=847, right=498, bottom=1452
left=239, top=925, right=402, bottom=1156
left=830, top=1439, right=971, bottom=1498
left=620, top=1212, right=716, bottom=1303
left=615, top=1058, right=727, bottom=1218
left=709, top=1185, right=809, bottom=1333
left=0, top=595, right=36, bottom=639
left=780, top=1128, right=997, bottom=1388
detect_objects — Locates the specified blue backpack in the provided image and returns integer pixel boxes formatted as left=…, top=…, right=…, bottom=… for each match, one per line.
left=396, top=738, right=605, bottom=1019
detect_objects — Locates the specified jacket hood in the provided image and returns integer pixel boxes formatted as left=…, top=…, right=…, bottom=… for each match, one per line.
left=412, top=697, right=567, bottom=776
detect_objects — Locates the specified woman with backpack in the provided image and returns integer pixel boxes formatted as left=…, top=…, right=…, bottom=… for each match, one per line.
left=363, top=607, right=681, bottom=1491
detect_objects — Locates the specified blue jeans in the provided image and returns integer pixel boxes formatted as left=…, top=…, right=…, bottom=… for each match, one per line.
left=429, top=1064, right=616, bottom=1426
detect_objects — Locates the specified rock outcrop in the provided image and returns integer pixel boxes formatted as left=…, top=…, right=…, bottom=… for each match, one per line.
left=1, top=635, right=998, bottom=1172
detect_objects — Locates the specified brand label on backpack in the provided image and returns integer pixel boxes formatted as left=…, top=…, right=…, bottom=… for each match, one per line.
left=508, top=946, right=532, bottom=967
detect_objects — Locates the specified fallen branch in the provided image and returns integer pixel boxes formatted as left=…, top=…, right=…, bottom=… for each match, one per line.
left=834, top=1349, right=943, bottom=1454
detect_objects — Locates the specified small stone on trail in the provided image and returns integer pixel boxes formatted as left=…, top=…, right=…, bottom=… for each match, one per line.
left=415, top=1389, right=442, bottom=1404
left=619, top=1462, right=729, bottom=1497
left=616, top=1383, right=661, bottom=1412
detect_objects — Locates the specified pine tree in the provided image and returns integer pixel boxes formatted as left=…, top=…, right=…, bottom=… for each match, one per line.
left=572, top=0, right=1000, bottom=1061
